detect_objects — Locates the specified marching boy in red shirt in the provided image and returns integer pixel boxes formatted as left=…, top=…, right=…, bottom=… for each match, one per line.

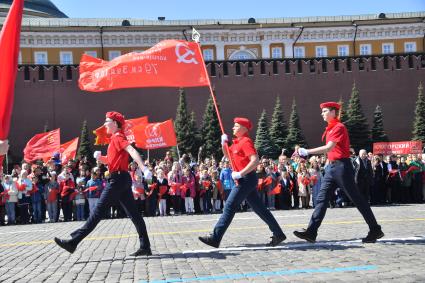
left=54, top=111, right=153, bottom=256
left=199, top=117, right=286, bottom=248
left=293, top=102, right=384, bottom=243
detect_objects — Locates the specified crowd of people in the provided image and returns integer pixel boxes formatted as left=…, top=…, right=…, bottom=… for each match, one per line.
left=0, top=148, right=424, bottom=226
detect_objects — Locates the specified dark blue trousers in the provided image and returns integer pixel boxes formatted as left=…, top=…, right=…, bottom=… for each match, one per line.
left=70, top=172, right=150, bottom=249
left=307, top=159, right=380, bottom=234
left=213, top=171, right=284, bottom=242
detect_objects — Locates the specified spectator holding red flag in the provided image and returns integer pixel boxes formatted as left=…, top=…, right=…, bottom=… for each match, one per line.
left=30, top=175, right=44, bottom=224
left=85, top=167, right=103, bottom=215
left=297, top=165, right=311, bottom=209
left=59, top=172, right=76, bottom=222
left=168, top=162, right=182, bottom=215
left=132, top=172, right=146, bottom=215
left=44, top=171, right=59, bottom=222
left=199, top=117, right=286, bottom=248
left=54, top=111, right=153, bottom=257
left=199, top=169, right=213, bottom=213
left=181, top=166, right=195, bottom=214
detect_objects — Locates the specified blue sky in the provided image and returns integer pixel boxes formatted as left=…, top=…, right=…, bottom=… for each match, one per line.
left=53, top=0, right=425, bottom=20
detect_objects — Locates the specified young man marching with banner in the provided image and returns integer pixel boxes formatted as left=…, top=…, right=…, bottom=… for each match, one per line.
left=198, top=117, right=286, bottom=248
left=54, top=111, right=153, bottom=256
left=293, top=102, right=384, bottom=243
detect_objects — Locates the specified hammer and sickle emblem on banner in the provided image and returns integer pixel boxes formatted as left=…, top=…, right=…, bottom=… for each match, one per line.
left=175, top=43, right=198, bottom=64
left=145, top=123, right=161, bottom=138
left=47, top=135, right=55, bottom=144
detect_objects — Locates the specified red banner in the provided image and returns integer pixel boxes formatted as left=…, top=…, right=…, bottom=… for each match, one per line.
left=133, top=119, right=177, bottom=149
left=93, top=116, right=148, bottom=145
left=79, top=40, right=209, bottom=92
left=0, top=0, right=24, bottom=169
left=373, top=141, right=423, bottom=155
left=60, top=137, right=79, bottom=164
left=23, top=129, right=61, bottom=163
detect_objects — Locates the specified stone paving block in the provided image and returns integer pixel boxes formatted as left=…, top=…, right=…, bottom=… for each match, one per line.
left=1, top=204, right=425, bottom=282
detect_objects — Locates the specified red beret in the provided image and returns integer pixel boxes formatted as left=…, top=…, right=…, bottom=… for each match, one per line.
left=106, top=111, right=125, bottom=126
left=234, top=117, right=252, bottom=130
left=320, top=102, right=341, bottom=110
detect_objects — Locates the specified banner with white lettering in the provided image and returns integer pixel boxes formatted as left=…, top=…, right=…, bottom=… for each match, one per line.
left=133, top=119, right=177, bottom=150
left=79, top=40, right=209, bottom=92
left=373, top=141, right=423, bottom=155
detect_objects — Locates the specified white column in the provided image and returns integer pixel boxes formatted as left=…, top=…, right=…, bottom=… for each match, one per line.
left=284, top=40, right=294, bottom=58
left=215, top=42, right=225, bottom=61
left=261, top=42, right=270, bottom=59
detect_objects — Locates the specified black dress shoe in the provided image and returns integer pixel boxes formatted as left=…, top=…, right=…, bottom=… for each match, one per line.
left=362, top=229, right=384, bottom=243
left=54, top=237, right=77, bottom=254
left=130, top=247, right=152, bottom=256
left=198, top=234, right=220, bottom=248
left=267, top=233, right=286, bottom=246
left=293, top=228, right=317, bottom=243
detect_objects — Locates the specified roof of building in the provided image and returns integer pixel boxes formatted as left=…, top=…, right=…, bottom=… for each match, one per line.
left=0, top=10, right=425, bottom=27
left=0, top=0, right=68, bottom=18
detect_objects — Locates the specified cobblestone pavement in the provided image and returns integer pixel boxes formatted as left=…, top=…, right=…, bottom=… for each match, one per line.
left=0, top=203, right=424, bottom=283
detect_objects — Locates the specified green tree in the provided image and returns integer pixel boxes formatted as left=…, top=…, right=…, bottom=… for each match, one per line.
left=189, top=111, right=202, bottom=156
left=412, top=82, right=425, bottom=143
left=201, top=97, right=223, bottom=160
left=285, top=99, right=307, bottom=152
left=77, top=120, right=93, bottom=162
left=338, top=98, right=348, bottom=124
left=345, top=82, right=370, bottom=152
left=371, top=105, right=389, bottom=143
left=255, top=109, right=276, bottom=158
left=174, top=88, right=196, bottom=156
left=269, top=96, right=287, bottom=158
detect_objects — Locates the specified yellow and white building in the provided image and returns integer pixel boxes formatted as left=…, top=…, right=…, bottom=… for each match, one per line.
left=1, top=1, right=424, bottom=64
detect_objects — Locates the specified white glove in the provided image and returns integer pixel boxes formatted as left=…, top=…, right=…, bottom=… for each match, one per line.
left=221, top=134, right=229, bottom=145
left=93, top=151, right=102, bottom=160
left=0, top=139, right=9, bottom=155
left=231, top=171, right=242, bottom=180
left=298, top=148, right=308, bottom=157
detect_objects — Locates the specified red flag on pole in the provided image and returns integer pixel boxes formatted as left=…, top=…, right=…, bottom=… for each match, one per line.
left=133, top=119, right=177, bottom=150
left=23, top=129, right=61, bottom=163
left=93, top=116, right=148, bottom=145
left=60, top=137, right=79, bottom=164
left=0, top=0, right=24, bottom=168
left=79, top=40, right=209, bottom=92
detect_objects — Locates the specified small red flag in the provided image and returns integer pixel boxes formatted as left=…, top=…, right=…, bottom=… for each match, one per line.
left=79, top=40, right=209, bottom=92
left=23, top=129, right=60, bottom=163
left=133, top=119, right=177, bottom=149
left=93, top=116, right=148, bottom=145
left=268, top=183, right=282, bottom=195
left=60, top=137, right=79, bottom=164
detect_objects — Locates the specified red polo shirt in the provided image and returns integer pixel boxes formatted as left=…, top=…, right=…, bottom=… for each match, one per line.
left=325, top=122, right=350, bottom=161
left=229, top=134, right=257, bottom=172
left=107, top=131, right=130, bottom=172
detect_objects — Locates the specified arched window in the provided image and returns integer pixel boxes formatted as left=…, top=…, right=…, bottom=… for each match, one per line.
left=229, top=50, right=256, bottom=60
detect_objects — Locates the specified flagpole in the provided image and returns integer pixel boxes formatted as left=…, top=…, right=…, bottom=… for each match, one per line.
left=5, top=153, right=8, bottom=174
left=176, top=145, right=181, bottom=161
left=147, top=149, right=150, bottom=163
left=192, top=28, right=236, bottom=170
